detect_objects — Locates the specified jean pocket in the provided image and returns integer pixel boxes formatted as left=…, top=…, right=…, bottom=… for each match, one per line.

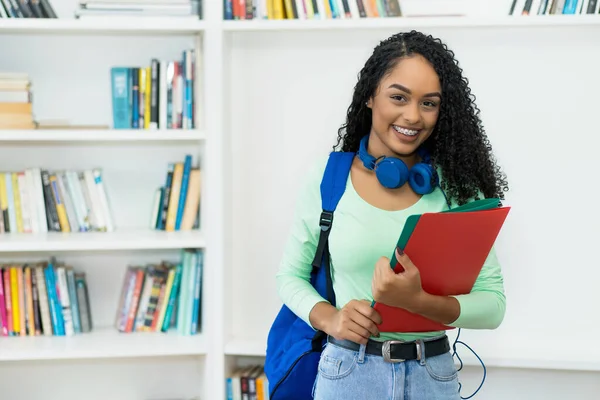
left=317, top=344, right=358, bottom=380
left=425, top=351, right=458, bottom=382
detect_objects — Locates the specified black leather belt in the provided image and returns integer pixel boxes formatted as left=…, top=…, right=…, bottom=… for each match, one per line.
left=327, top=335, right=450, bottom=362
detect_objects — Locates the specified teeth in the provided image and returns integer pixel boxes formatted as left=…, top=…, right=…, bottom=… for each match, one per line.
left=393, top=125, right=419, bottom=136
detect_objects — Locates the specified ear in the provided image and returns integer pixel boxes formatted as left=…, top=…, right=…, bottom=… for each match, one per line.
left=366, top=98, right=373, bottom=109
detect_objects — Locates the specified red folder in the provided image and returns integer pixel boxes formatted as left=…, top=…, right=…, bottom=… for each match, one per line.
left=373, top=205, right=511, bottom=333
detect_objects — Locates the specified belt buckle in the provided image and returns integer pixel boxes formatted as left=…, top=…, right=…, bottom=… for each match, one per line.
left=382, top=340, right=405, bottom=363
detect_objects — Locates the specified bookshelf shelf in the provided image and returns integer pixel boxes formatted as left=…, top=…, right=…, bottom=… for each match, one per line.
left=221, top=14, right=600, bottom=31
left=225, top=338, right=266, bottom=357
left=0, top=229, right=206, bottom=252
left=0, top=17, right=205, bottom=35
left=0, top=327, right=207, bottom=361
left=222, top=338, right=600, bottom=372
left=0, top=129, right=206, bottom=143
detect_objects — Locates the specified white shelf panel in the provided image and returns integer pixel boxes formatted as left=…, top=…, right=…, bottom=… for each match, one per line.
left=0, top=129, right=206, bottom=143
left=0, top=327, right=207, bottom=361
left=222, top=15, right=600, bottom=31
left=225, top=338, right=266, bottom=357
left=0, top=17, right=205, bottom=35
left=224, top=338, right=600, bottom=372
left=0, top=229, right=205, bottom=252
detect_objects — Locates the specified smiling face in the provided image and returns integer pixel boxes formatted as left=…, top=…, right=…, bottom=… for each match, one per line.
left=366, top=54, right=441, bottom=163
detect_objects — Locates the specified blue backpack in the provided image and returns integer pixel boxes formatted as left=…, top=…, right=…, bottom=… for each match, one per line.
left=264, top=151, right=355, bottom=400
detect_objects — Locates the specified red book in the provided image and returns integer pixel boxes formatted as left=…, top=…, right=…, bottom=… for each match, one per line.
left=373, top=202, right=511, bottom=333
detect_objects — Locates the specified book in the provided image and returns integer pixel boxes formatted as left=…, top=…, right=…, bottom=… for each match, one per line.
left=373, top=198, right=511, bottom=333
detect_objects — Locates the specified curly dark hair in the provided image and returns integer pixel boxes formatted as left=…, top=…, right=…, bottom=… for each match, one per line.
left=334, top=30, right=509, bottom=206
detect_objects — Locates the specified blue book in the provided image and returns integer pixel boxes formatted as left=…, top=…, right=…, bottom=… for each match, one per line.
left=110, top=67, right=131, bottom=129
left=45, top=264, right=65, bottom=336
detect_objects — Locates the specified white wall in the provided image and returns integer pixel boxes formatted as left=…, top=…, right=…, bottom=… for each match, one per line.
left=225, top=23, right=600, bottom=399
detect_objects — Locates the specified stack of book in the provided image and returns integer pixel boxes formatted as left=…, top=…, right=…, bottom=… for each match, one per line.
left=151, top=154, right=201, bottom=232
left=74, top=0, right=202, bottom=18
left=226, top=365, right=269, bottom=400
left=0, top=0, right=57, bottom=18
left=0, top=259, right=92, bottom=337
left=110, top=50, right=196, bottom=130
left=114, top=249, right=203, bottom=335
left=0, top=168, right=114, bottom=235
left=223, top=0, right=403, bottom=19
left=0, top=72, right=35, bottom=130
left=510, top=0, right=600, bottom=15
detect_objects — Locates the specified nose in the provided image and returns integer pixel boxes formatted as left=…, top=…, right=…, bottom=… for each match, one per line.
left=403, top=102, right=421, bottom=125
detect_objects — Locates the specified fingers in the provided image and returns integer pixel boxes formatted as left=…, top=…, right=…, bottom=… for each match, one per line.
left=347, top=325, right=371, bottom=345
left=355, top=300, right=383, bottom=325
left=349, top=308, right=380, bottom=338
left=343, top=326, right=371, bottom=345
left=336, top=306, right=373, bottom=344
left=395, top=247, right=417, bottom=273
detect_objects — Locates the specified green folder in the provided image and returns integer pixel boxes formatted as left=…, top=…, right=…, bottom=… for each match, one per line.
left=390, top=198, right=501, bottom=268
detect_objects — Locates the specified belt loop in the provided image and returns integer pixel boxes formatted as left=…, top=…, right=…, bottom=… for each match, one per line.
left=417, top=339, right=426, bottom=366
left=358, top=343, right=366, bottom=363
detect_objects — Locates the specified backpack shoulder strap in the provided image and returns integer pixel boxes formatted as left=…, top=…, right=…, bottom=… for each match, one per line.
left=311, top=151, right=354, bottom=270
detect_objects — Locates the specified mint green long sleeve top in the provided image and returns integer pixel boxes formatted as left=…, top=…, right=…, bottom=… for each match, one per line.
left=275, top=156, right=506, bottom=342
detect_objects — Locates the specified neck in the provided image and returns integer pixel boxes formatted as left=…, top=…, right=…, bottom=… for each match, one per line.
left=367, top=131, right=419, bottom=168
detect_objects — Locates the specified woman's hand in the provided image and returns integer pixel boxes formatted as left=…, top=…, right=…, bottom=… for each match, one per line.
left=328, top=299, right=382, bottom=344
left=371, top=247, right=425, bottom=312
left=311, top=300, right=382, bottom=345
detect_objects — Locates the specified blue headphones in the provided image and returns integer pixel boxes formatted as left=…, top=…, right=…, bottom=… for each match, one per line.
left=357, top=134, right=438, bottom=194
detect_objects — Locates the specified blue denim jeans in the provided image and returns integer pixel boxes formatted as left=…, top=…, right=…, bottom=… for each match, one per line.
left=312, top=338, right=460, bottom=400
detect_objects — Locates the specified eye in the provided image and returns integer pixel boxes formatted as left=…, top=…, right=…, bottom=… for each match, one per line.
left=422, top=100, right=439, bottom=108
left=391, top=95, right=406, bottom=102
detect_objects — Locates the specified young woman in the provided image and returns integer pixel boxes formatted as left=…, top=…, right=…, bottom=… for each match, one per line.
left=275, top=30, right=509, bottom=400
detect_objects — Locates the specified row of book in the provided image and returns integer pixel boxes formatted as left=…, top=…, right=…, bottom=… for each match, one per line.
left=75, top=0, right=202, bottom=19
left=226, top=364, right=269, bottom=400
left=0, top=0, right=56, bottom=18
left=510, top=0, right=600, bottom=15
left=114, top=249, right=203, bottom=335
left=0, top=260, right=92, bottom=337
left=0, top=73, right=35, bottom=130
left=110, top=49, right=196, bottom=131
left=0, top=168, right=114, bottom=234
left=224, top=0, right=401, bottom=19
left=151, top=154, right=201, bottom=232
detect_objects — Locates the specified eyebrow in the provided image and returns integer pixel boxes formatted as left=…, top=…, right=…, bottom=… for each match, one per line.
left=388, top=83, right=442, bottom=98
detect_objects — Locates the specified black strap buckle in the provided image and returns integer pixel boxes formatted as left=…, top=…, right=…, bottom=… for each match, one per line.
left=319, top=211, right=333, bottom=231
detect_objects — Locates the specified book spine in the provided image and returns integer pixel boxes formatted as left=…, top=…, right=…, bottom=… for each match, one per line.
left=31, top=269, right=42, bottom=335
left=0, top=268, right=7, bottom=336
left=150, top=59, right=159, bottom=129
left=75, top=274, right=92, bottom=333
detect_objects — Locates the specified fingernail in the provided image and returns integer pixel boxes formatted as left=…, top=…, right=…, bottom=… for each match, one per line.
left=396, top=246, right=404, bottom=256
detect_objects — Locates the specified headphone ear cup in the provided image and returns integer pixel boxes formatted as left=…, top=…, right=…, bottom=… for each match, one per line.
left=375, top=158, right=409, bottom=189
left=409, top=163, right=438, bottom=195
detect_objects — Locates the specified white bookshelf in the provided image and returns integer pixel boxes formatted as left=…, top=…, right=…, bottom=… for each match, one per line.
left=0, top=17, right=206, bottom=34
left=221, top=14, right=600, bottom=31
left=1, top=1, right=600, bottom=399
left=0, top=129, right=206, bottom=142
left=0, top=327, right=207, bottom=361
left=0, top=229, right=205, bottom=252
left=224, top=338, right=266, bottom=357
left=0, top=8, right=215, bottom=400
